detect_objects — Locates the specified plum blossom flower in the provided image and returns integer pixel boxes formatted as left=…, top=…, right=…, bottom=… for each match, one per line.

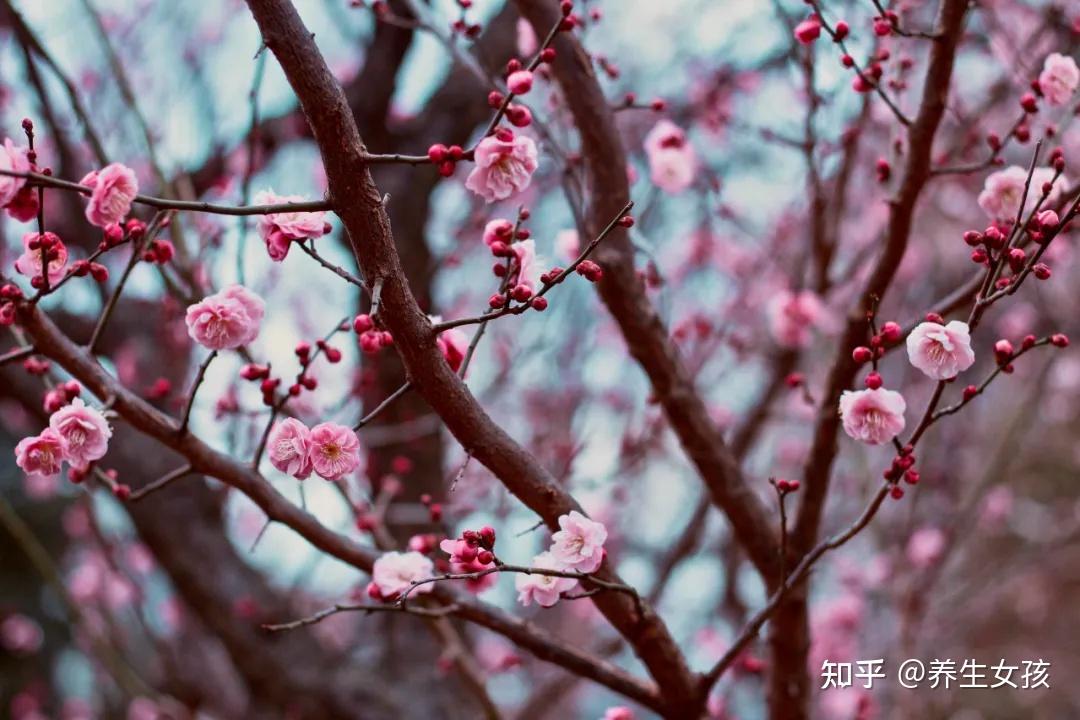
left=14, top=428, right=67, bottom=478
left=906, top=527, right=946, bottom=568
left=555, top=229, right=580, bottom=262
left=253, top=190, right=329, bottom=261
left=185, top=285, right=265, bottom=350
left=838, top=388, right=906, bottom=445
left=0, top=614, right=43, bottom=655
left=371, top=551, right=434, bottom=598
left=453, top=557, right=498, bottom=594
left=906, top=320, right=975, bottom=380
left=549, top=510, right=607, bottom=573
left=465, top=132, right=538, bottom=203
left=977, top=166, right=1067, bottom=220
left=80, top=163, right=138, bottom=227
left=602, top=708, right=635, bottom=720
left=308, top=422, right=361, bottom=480
left=1038, top=53, right=1079, bottom=106
left=49, top=399, right=111, bottom=470
left=14, top=232, right=68, bottom=285
left=0, top=138, right=30, bottom=207
left=267, top=418, right=313, bottom=479
left=512, top=238, right=543, bottom=292
left=766, top=290, right=829, bottom=348
left=515, top=551, right=578, bottom=607
left=429, top=315, right=469, bottom=372
left=643, top=120, right=697, bottom=194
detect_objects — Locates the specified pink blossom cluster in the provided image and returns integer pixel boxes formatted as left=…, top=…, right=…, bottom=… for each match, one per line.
left=14, top=398, right=112, bottom=480
left=643, top=120, right=697, bottom=194
left=516, top=510, right=607, bottom=607
left=266, top=418, right=361, bottom=481
left=254, top=190, right=330, bottom=261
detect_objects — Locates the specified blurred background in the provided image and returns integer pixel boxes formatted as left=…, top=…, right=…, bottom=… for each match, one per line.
left=0, top=0, right=1078, bottom=717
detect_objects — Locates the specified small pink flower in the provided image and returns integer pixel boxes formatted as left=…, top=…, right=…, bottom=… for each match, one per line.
left=838, top=388, right=906, bottom=445
left=0, top=614, right=43, bottom=655
left=977, top=166, right=1066, bottom=220
left=185, top=284, right=265, bottom=350
left=49, top=398, right=111, bottom=470
left=438, top=328, right=469, bottom=372
left=555, top=229, right=580, bottom=262
left=267, top=418, right=313, bottom=479
left=371, top=551, right=434, bottom=598
left=253, top=190, right=328, bottom=262
left=0, top=138, right=30, bottom=207
left=603, top=708, right=635, bottom=720
left=512, top=238, right=543, bottom=291
left=906, top=320, right=975, bottom=380
left=766, top=290, right=828, bottom=348
left=80, top=163, right=138, bottom=227
left=549, top=510, right=607, bottom=573
left=465, top=133, right=538, bottom=203
left=439, top=537, right=476, bottom=564
left=453, top=558, right=498, bottom=594
left=14, top=428, right=67, bottom=478
left=14, top=232, right=68, bottom=285
left=643, top=120, right=697, bottom=194
left=308, top=422, right=361, bottom=480
left=516, top=17, right=538, bottom=57
left=1038, top=53, right=1079, bottom=106
left=906, top=527, right=946, bottom=568
left=515, top=551, right=578, bottom=607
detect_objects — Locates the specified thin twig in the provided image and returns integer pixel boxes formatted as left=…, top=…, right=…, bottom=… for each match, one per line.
left=354, top=382, right=412, bottom=431
left=129, top=464, right=193, bottom=502
left=178, top=350, right=218, bottom=435
left=263, top=601, right=461, bottom=632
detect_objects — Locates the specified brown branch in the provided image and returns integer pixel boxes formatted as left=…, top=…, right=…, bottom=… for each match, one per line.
left=515, top=0, right=781, bottom=591
left=243, top=0, right=692, bottom=710
left=15, top=301, right=662, bottom=711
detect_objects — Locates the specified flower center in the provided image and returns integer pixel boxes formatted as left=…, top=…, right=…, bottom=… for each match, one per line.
left=322, top=443, right=342, bottom=460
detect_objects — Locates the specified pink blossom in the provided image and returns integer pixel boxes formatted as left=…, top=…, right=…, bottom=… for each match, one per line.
left=512, top=238, right=543, bottom=291
left=643, top=120, right=697, bottom=194
left=555, top=229, right=580, bottom=262
left=515, top=551, right=578, bottom=607
left=465, top=133, right=539, bottom=203
left=438, top=327, right=469, bottom=373
left=13, top=232, right=68, bottom=285
left=549, top=510, right=607, bottom=573
left=838, top=388, right=906, bottom=445
left=905, top=320, right=975, bottom=380
left=453, top=558, right=498, bottom=594
left=267, top=418, right=313, bottom=479
left=906, top=527, right=946, bottom=568
left=80, top=163, right=138, bottom=227
left=440, top=537, right=478, bottom=564
left=977, top=166, right=1066, bottom=220
left=766, top=290, right=828, bottom=348
left=0, top=614, right=43, bottom=655
left=603, top=708, right=635, bottom=720
left=371, top=551, right=434, bottom=598
left=516, top=17, right=538, bottom=56
left=14, top=428, right=67, bottom=478
left=1038, top=53, right=1079, bottom=106
left=185, top=284, right=265, bottom=350
left=253, top=190, right=328, bottom=261
left=308, top=422, right=361, bottom=480
left=0, top=138, right=30, bottom=207
left=49, top=398, right=112, bottom=470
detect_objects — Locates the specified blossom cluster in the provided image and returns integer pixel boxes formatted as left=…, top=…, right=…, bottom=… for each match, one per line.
left=266, top=419, right=361, bottom=481
left=15, top=399, right=111, bottom=481
left=516, top=510, right=608, bottom=607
